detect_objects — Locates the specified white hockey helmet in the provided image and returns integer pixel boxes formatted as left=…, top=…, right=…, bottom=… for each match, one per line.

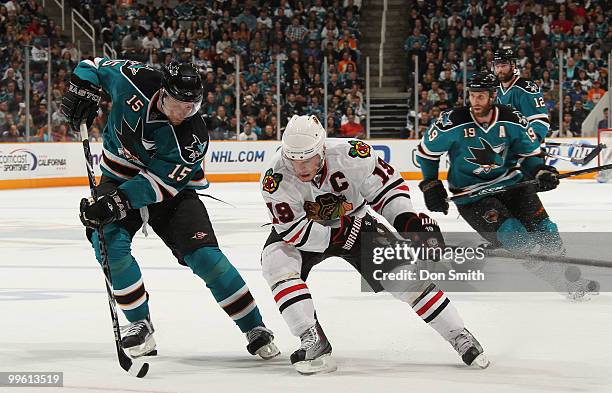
left=282, top=114, right=326, bottom=160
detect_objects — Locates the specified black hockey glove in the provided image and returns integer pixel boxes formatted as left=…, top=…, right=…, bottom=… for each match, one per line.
left=79, top=189, right=131, bottom=228
left=60, top=75, right=101, bottom=132
left=533, top=164, right=559, bottom=192
left=394, top=212, right=445, bottom=261
left=419, top=179, right=449, bottom=214
left=328, top=213, right=392, bottom=254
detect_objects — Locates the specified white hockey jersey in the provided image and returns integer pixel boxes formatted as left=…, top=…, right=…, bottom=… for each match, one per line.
left=260, top=138, right=415, bottom=253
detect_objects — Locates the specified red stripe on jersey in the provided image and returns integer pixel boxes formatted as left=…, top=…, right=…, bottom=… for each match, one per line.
left=372, top=185, right=411, bottom=212
left=274, top=283, right=308, bottom=302
left=416, top=290, right=444, bottom=316
left=287, top=225, right=306, bottom=244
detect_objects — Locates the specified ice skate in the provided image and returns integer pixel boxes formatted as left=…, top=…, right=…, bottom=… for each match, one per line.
left=290, top=322, right=336, bottom=375
left=121, top=316, right=157, bottom=358
left=567, top=278, right=600, bottom=301
left=449, top=328, right=489, bottom=369
left=246, top=325, right=280, bottom=360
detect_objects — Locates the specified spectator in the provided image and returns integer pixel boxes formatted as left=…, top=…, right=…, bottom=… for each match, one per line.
left=326, top=115, right=339, bottom=137
left=588, top=81, right=606, bottom=105
left=142, top=31, right=160, bottom=51
left=260, top=124, right=277, bottom=140
left=337, top=51, right=357, bottom=73
left=241, top=95, right=260, bottom=118
left=1, top=124, right=23, bottom=142
left=572, top=100, right=589, bottom=130
left=285, top=16, right=308, bottom=44
left=557, top=112, right=581, bottom=137
left=122, top=29, right=143, bottom=54
left=281, top=92, right=303, bottom=124
left=210, top=105, right=231, bottom=139
left=238, top=122, right=258, bottom=140
left=598, top=108, right=609, bottom=130
left=339, top=114, right=365, bottom=138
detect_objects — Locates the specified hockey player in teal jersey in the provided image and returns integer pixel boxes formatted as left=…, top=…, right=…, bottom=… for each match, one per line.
left=416, top=72, right=562, bottom=253
left=416, top=72, right=598, bottom=299
left=494, top=48, right=550, bottom=142
left=61, top=59, right=279, bottom=359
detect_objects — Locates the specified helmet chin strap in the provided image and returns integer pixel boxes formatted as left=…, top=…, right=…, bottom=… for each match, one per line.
left=313, top=148, right=326, bottom=176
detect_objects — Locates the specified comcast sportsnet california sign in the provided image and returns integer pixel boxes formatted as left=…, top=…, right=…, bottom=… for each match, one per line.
left=0, top=147, right=66, bottom=174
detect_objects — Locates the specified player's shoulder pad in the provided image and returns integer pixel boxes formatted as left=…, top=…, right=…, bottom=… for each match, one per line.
left=119, top=60, right=163, bottom=100
left=514, top=77, right=541, bottom=94
left=433, top=107, right=472, bottom=131
left=171, top=114, right=210, bottom=165
left=496, top=104, right=529, bottom=128
left=328, top=137, right=373, bottom=160
left=261, top=149, right=292, bottom=195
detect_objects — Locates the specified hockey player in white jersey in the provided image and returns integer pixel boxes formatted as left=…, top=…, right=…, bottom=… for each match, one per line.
left=260, top=115, right=489, bottom=374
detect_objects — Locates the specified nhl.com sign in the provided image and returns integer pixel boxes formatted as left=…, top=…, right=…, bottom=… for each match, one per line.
left=0, top=148, right=66, bottom=173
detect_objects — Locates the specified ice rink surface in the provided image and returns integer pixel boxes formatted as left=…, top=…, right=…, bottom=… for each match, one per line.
left=1, top=180, right=612, bottom=393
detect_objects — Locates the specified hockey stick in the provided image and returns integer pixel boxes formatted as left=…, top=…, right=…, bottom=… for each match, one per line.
left=543, top=143, right=605, bottom=165
left=483, top=248, right=612, bottom=269
left=544, top=141, right=604, bottom=149
left=196, top=192, right=237, bottom=208
left=79, top=123, right=149, bottom=378
left=449, top=162, right=612, bottom=202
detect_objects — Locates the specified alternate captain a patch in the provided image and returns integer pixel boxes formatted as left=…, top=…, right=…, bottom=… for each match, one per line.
left=348, top=140, right=371, bottom=158
left=262, top=168, right=283, bottom=194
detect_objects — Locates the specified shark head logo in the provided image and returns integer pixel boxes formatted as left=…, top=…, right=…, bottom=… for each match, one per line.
left=185, top=134, right=207, bottom=161
left=524, top=80, right=539, bottom=93
left=436, top=110, right=454, bottom=127
left=465, top=137, right=505, bottom=174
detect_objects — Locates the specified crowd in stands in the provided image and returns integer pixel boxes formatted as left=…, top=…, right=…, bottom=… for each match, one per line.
left=0, top=0, right=366, bottom=142
left=1, top=0, right=610, bottom=143
left=404, top=0, right=611, bottom=138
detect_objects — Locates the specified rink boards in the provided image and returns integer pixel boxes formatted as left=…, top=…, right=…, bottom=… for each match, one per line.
left=0, top=138, right=599, bottom=189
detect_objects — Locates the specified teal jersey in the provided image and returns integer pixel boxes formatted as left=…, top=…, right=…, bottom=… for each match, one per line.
left=416, top=105, right=543, bottom=205
left=74, top=57, right=209, bottom=209
left=496, top=76, right=550, bottom=141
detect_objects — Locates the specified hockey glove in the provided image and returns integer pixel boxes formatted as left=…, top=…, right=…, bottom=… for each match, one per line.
left=394, top=212, right=445, bottom=261
left=419, top=179, right=449, bottom=214
left=79, top=189, right=131, bottom=228
left=534, top=164, right=559, bottom=192
left=328, top=213, right=392, bottom=254
left=60, top=75, right=101, bottom=132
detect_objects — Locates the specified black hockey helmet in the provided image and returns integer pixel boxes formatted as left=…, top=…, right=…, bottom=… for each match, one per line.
left=162, top=62, right=203, bottom=103
left=467, top=72, right=498, bottom=92
left=493, top=48, right=516, bottom=65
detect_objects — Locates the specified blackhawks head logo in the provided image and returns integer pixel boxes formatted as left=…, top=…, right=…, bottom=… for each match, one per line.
left=348, top=140, right=371, bottom=158
left=304, top=193, right=354, bottom=220
left=262, top=168, right=283, bottom=194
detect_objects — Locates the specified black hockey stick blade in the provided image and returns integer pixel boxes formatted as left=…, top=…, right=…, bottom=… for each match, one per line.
left=574, top=143, right=605, bottom=165
left=116, top=341, right=149, bottom=377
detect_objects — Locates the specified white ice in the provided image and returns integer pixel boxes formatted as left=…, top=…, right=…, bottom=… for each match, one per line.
left=1, top=180, right=612, bottom=393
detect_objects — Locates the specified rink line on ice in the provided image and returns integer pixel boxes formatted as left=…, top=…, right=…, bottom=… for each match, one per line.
left=0, top=264, right=354, bottom=273
left=55, top=386, right=177, bottom=393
